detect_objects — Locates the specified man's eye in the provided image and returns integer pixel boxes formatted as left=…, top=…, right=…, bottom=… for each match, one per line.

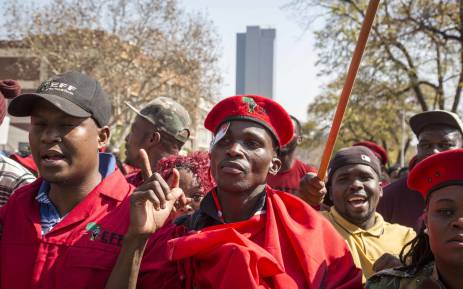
left=191, top=194, right=203, bottom=202
left=245, top=140, right=261, bottom=148
left=437, top=208, right=454, bottom=217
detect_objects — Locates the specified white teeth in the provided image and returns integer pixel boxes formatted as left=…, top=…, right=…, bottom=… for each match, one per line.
left=348, top=197, right=366, bottom=202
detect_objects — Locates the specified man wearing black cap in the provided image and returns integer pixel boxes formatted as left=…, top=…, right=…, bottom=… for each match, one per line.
left=320, top=146, right=415, bottom=283
left=124, top=98, right=191, bottom=185
left=377, top=110, right=463, bottom=231
left=300, top=110, right=463, bottom=231
left=0, top=71, right=184, bottom=289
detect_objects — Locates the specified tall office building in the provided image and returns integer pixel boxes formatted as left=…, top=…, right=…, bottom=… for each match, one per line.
left=236, top=26, right=275, bottom=99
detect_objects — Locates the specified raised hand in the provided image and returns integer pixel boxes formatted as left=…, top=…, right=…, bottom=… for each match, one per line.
left=126, top=149, right=185, bottom=238
left=298, top=172, right=327, bottom=207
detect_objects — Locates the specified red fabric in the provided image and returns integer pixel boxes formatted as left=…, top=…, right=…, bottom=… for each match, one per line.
left=9, top=153, right=38, bottom=175
left=0, top=169, right=134, bottom=289
left=204, top=95, right=294, bottom=147
left=138, top=186, right=362, bottom=289
left=267, top=159, right=317, bottom=194
left=352, top=141, right=388, bottom=165
left=408, top=148, right=463, bottom=198
left=122, top=162, right=141, bottom=175
left=126, top=170, right=144, bottom=187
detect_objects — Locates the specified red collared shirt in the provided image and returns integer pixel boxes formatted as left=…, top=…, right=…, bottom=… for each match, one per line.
left=0, top=169, right=134, bottom=289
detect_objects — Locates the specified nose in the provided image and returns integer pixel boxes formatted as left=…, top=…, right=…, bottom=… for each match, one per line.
left=226, top=142, right=244, bottom=158
left=451, top=215, right=463, bottom=230
left=349, top=179, right=364, bottom=191
left=41, top=126, right=62, bottom=144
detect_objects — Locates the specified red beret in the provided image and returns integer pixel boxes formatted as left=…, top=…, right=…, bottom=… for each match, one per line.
left=408, top=149, right=463, bottom=198
left=353, top=140, right=388, bottom=165
left=204, top=95, right=294, bottom=147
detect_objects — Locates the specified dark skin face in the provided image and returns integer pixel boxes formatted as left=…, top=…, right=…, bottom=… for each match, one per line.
left=174, top=168, right=203, bottom=216
left=329, top=164, right=382, bottom=229
left=426, top=185, right=463, bottom=268
left=417, top=125, right=463, bottom=162
left=209, top=120, right=281, bottom=222
left=29, top=100, right=109, bottom=215
left=125, top=115, right=155, bottom=167
left=125, top=115, right=183, bottom=169
left=30, top=100, right=109, bottom=185
left=210, top=120, right=281, bottom=194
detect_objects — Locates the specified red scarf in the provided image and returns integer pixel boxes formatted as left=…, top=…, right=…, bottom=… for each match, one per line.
left=139, top=187, right=362, bottom=289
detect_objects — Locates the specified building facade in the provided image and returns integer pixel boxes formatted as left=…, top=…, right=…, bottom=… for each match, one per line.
left=236, top=26, right=275, bottom=99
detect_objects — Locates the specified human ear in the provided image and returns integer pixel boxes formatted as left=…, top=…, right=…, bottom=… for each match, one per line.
left=97, top=126, right=110, bottom=149
left=268, top=156, right=282, bottom=176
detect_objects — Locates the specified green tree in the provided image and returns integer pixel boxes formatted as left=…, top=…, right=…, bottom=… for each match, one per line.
left=2, top=0, right=221, bottom=149
left=289, top=0, right=463, bottom=164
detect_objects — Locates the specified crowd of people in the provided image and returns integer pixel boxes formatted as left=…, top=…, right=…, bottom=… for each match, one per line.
left=0, top=71, right=461, bottom=289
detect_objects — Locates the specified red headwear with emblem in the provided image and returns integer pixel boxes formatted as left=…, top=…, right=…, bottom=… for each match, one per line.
left=408, top=148, right=463, bottom=199
left=204, top=95, right=294, bottom=148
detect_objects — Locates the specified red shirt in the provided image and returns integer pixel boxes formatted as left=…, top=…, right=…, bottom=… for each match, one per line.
left=137, top=186, right=362, bottom=289
left=0, top=169, right=134, bottom=289
left=267, top=159, right=317, bottom=194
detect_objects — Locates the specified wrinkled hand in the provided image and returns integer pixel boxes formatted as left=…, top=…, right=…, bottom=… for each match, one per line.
left=127, top=149, right=187, bottom=238
left=373, top=253, right=402, bottom=272
left=298, top=172, right=327, bottom=207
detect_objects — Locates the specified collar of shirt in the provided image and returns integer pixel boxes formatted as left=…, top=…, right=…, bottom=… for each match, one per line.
left=329, top=206, right=385, bottom=237
left=35, top=153, right=117, bottom=235
left=179, top=187, right=268, bottom=231
left=200, top=187, right=267, bottom=222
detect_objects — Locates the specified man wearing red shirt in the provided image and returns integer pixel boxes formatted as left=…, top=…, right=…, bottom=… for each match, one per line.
left=105, top=95, right=362, bottom=289
left=0, top=72, right=179, bottom=289
left=267, top=116, right=317, bottom=194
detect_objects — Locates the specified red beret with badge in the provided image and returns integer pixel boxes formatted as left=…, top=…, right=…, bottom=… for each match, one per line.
left=204, top=95, right=294, bottom=148
left=353, top=140, right=388, bottom=165
left=408, top=148, right=463, bottom=198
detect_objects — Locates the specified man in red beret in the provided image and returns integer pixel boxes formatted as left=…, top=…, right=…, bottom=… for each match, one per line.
left=105, top=95, right=362, bottom=289
left=0, top=80, right=36, bottom=206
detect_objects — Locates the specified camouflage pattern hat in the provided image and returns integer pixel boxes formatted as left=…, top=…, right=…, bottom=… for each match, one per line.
left=126, top=97, right=191, bottom=143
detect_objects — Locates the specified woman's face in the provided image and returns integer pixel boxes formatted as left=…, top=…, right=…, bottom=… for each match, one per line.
left=176, top=168, right=203, bottom=216
left=426, top=185, right=463, bottom=266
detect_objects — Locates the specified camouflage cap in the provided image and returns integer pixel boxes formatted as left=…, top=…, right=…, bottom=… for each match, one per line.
left=126, top=97, right=191, bottom=143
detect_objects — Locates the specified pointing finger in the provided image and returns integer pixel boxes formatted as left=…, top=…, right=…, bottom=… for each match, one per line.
left=139, top=149, right=153, bottom=181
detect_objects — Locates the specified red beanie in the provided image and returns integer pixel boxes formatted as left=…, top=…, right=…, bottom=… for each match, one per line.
left=408, top=149, right=463, bottom=199
left=353, top=140, right=388, bottom=165
left=204, top=95, right=294, bottom=147
left=0, top=80, right=22, bottom=124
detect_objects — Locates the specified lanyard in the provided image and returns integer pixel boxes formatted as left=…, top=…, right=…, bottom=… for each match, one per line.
left=211, top=189, right=225, bottom=223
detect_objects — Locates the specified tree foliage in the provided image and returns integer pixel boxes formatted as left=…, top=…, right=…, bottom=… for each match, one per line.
left=289, top=0, right=463, bottom=164
left=3, top=0, right=221, bottom=148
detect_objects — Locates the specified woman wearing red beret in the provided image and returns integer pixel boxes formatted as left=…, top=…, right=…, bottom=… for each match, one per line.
left=367, top=149, right=463, bottom=289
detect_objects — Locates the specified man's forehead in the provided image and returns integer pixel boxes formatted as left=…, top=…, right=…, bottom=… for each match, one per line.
left=419, top=124, right=462, bottom=139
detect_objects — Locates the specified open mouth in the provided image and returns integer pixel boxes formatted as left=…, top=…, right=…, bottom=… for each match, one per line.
left=347, top=195, right=368, bottom=208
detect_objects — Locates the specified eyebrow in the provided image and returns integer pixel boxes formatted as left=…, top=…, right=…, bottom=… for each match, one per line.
left=434, top=198, right=455, bottom=204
